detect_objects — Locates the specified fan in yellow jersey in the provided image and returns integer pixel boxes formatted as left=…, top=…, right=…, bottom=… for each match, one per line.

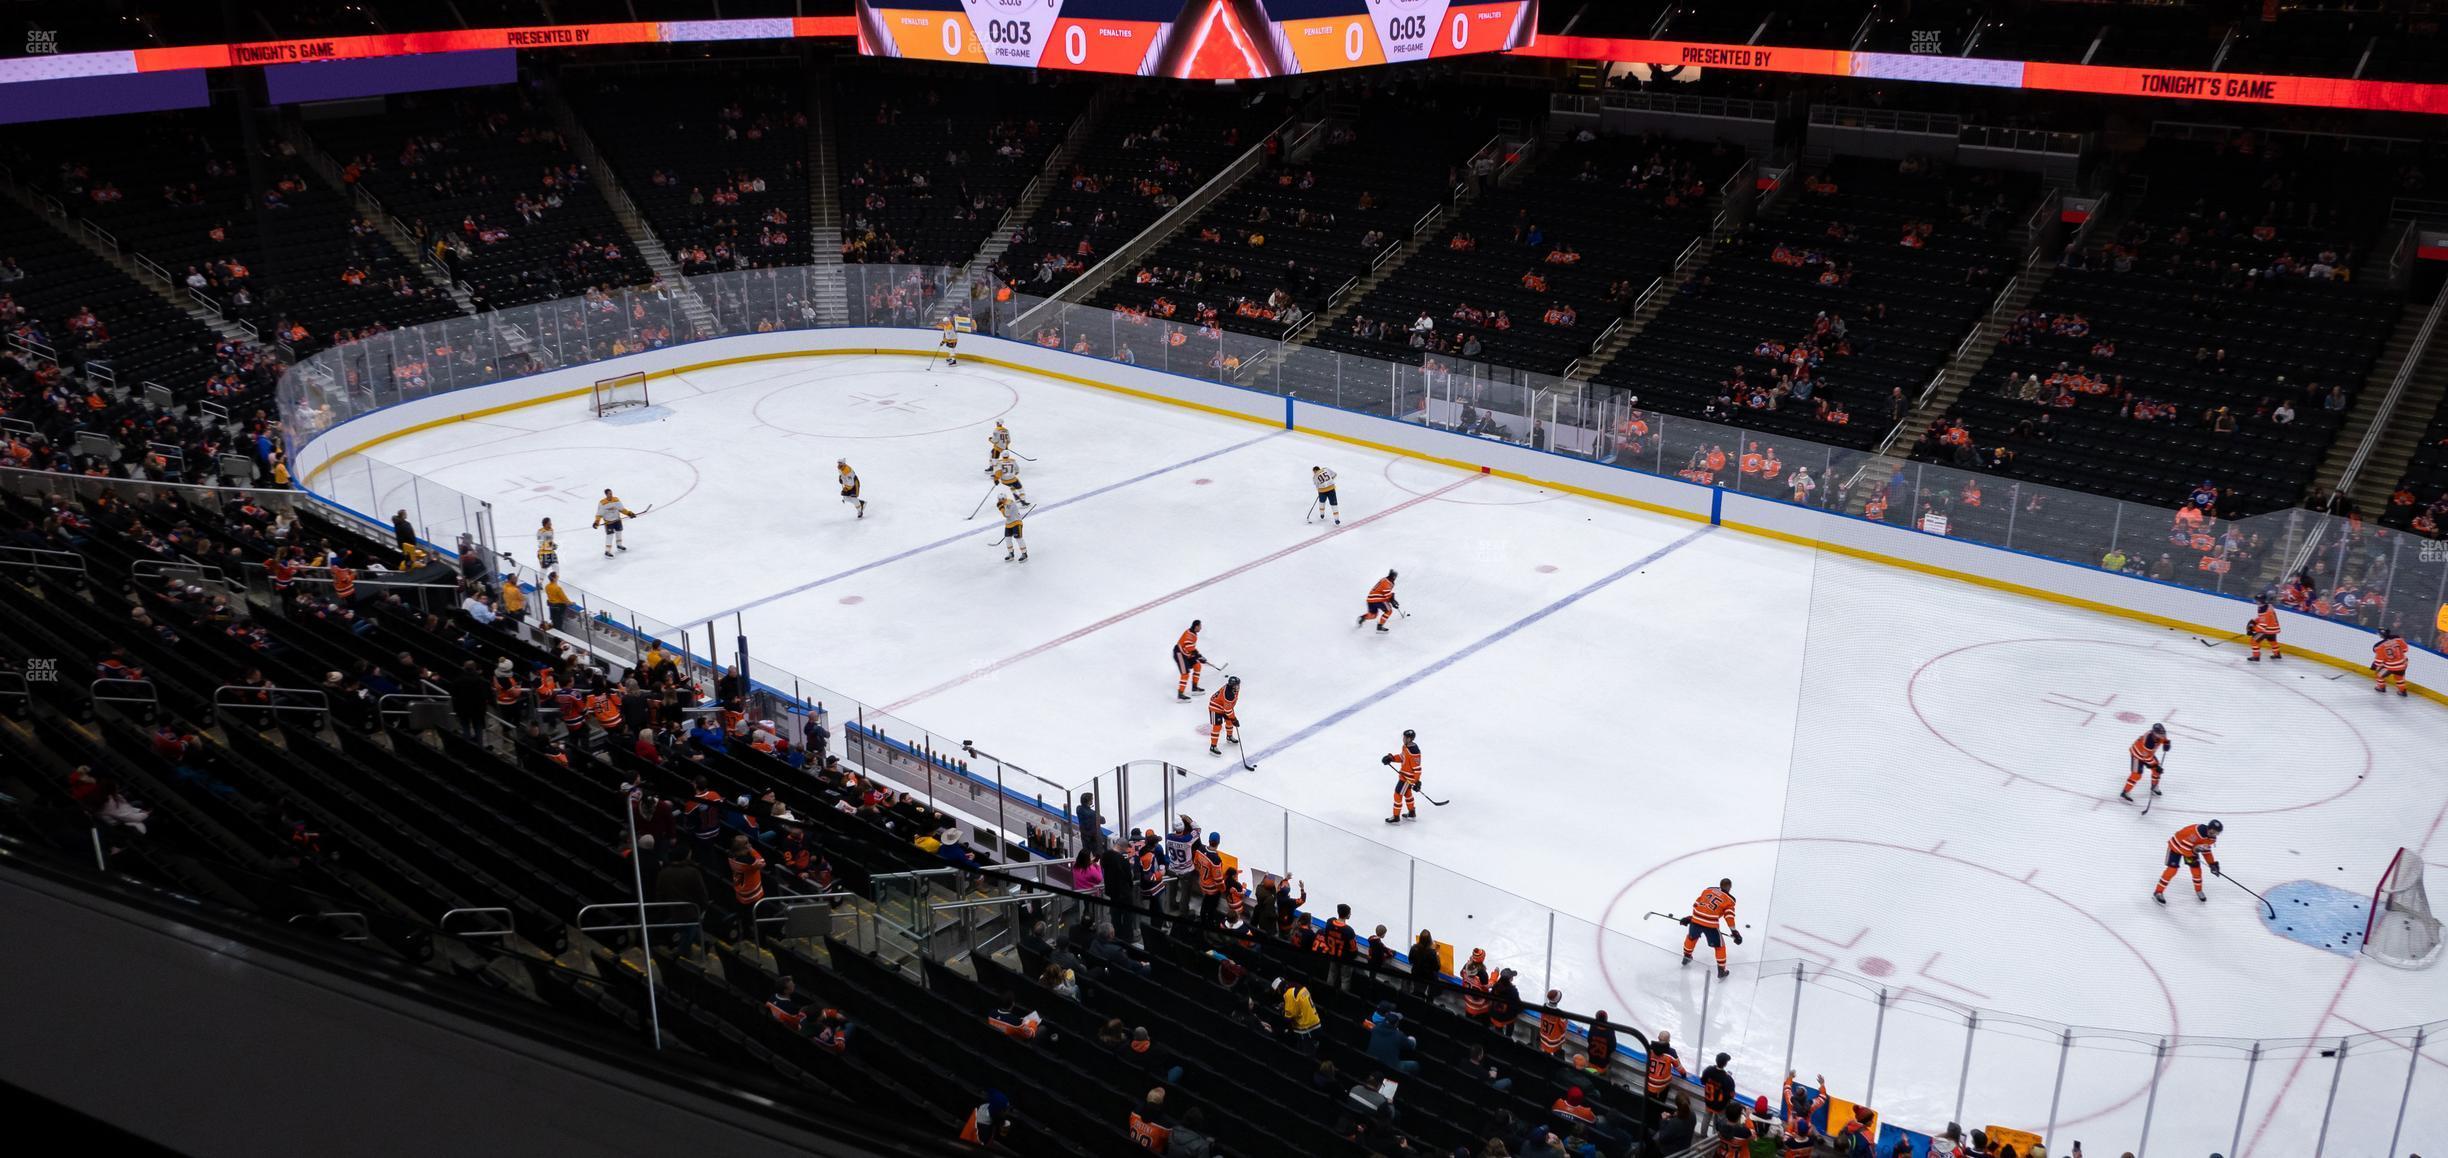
left=1309, top=466, right=1341, bottom=525
left=936, top=317, right=961, bottom=367
left=986, top=420, right=1011, bottom=469
left=991, top=452, right=1030, bottom=507
left=997, top=493, right=1029, bottom=562
left=837, top=459, right=866, bottom=518
left=592, top=490, right=639, bottom=556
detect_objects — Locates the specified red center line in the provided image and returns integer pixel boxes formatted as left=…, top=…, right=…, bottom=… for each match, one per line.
left=880, top=473, right=1482, bottom=713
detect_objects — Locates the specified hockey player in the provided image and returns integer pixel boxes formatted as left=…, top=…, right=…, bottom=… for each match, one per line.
left=2121, top=722, right=2171, bottom=801
left=2155, top=818, right=2222, bottom=903
left=2374, top=628, right=2411, bottom=696
left=996, top=492, right=1028, bottom=562
left=2246, top=595, right=2282, bottom=661
left=1681, top=878, right=1742, bottom=978
left=1206, top=675, right=1241, bottom=755
left=1173, top=620, right=1205, bottom=701
left=986, top=420, right=1010, bottom=468
left=936, top=316, right=960, bottom=367
left=1382, top=729, right=1422, bottom=824
left=1357, top=569, right=1399, bottom=632
left=1310, top=466, right=1341, bottom=525
left=991, top=452, right=1029, bottom=507
left=535, top=517, right=559, bottom=572
left=837, top=459, right=866, bottom=518
left=593, top=490, right=638, bottom=556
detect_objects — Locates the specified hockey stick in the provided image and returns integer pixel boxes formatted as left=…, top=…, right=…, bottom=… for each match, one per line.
left=1642, top=911, right=1685, bottom=923
left=1420, top=792, right=1451, bottom=807
left=2194, top=630, right=2243, bottom=648
left=2140, top=781, right=2155, bottom=815
left=966, top=483, right=999, bottom=521
left=1230, top=732, right=1256, bottom=771
left=1009, top=450, right=1037, bottom=462
left=2221, top=871, right=2277, bottom=919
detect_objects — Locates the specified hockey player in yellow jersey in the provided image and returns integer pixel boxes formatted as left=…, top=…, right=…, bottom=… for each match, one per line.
left=535, top=518, right=559, bottom=571
left=837, top=459, right=865, bottom=518
left=986, top=420, right=1011, bottom=469
left=592, top=490, right=638, bottom=556
left=997, top=493, right=1028, bottom=562
left=936, top=316, right=961, bottom=367
left=992, top=452, right=1029, bottom=507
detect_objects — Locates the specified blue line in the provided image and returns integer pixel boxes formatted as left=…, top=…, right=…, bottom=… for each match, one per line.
left=1284, top=394, right=1294, bottom=430
left=1197, top=523, right=1715, bottom=789
left=1710, top=488, right=1723, bottom=525
left=682, top=429, right=1285, bottom=623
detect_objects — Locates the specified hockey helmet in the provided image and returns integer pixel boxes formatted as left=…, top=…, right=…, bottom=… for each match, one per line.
left=2204, top=819, right=2224, bottom=834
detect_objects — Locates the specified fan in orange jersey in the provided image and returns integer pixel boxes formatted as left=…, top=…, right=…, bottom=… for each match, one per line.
left=1681, top=878, right=1743, bottom=978
left=1173, top=619, right=1206, bottom=701
left=1356, top=569, right=1400, bottom=632
left=2120, top=722, right=2172, bottom=802
left=2154, top=818, right=2223, bottom=904
left=2245, top=595, right=2283, bottom=661
left=2373, top=628, right=2410, bottom=697
left=1206, top=675, right=1242, bottom=755
left=1382, top=729, right=1422, bottom=824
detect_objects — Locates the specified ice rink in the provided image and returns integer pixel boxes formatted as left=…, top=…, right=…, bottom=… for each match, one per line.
left=319, top=352, right=2448, bottom=1152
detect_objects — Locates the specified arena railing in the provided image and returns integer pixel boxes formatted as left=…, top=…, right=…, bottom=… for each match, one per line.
left=264, top=265, right=2447, bottom=1156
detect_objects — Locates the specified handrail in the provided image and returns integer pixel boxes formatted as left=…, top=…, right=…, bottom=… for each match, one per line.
left=133, top=253, right=172, bottom=285
left=130, top=558, right=239, bottom=595
left=91, top=678, right=159, bottom=712
left=2280, top=273, right=2448, bottom=586
left=80, top=219, right=119, bottom=253
left=1014, top=114, right=1296, bottom=331
left=440, top=906, right=516, bottom=940
left=212, top=685, right=331, bottom=719
left=575, top=900, right=702, bottom=933
left=0, top=545, right=87, bottom=576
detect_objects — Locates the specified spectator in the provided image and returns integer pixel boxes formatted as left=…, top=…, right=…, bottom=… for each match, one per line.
left=956, top=1089, right=1013, bottom=1145
left=651, top=853, right=709, bottom=954
left=1168, top=1107, right=1216, bottom=1158
left=1465, top=1042, right=1513, bottom=1093
left=1127, top=1087, right=1171, bottom=1151
left=1648, top=1093, right=1695, bottom=1155
left=1280, top=976, right=1321, bottom=1046
left=1363, top=1002, right=1419, bottom=1074
left=1410, top=928, right=1440, bottom=995
left=1092, top=923, right=1151, bottom=976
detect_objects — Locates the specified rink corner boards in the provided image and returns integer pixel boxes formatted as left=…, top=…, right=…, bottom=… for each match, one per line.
left=292, top=338, right=2444, bottom=708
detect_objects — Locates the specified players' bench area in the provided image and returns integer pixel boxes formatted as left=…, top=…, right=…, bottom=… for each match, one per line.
left=1601, top=156, right=2039, bottom=453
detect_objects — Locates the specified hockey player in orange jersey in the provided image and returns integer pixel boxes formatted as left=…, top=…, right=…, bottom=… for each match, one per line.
left=2155, top=819, right=2223, bottom=903
left=1173, top=620, right=1205, bottom=701
left=1681, top=878, right=1743, bottom=978
left=2245, top=595, right=2282, bottom=661
left=1383, top=729, right=1422, bottom=824
left=2121, top=722, right=2172, bottom=802
left=1206, top=675, right=1241, bottom=756
left=1357, top=569, right=1399, bottom=632
left=2373, top=628, right=2410, bottom=696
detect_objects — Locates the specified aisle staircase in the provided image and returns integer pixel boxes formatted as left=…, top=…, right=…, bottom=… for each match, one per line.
left=534, top=70, right=718, bottom=337
left=961, top=85, right=1116, bottom=291
left=807, top=68, right=848, bottom=325
left=275, top=113, right=479, bottom=315
left=2324, top=280, right=2448, bottom=514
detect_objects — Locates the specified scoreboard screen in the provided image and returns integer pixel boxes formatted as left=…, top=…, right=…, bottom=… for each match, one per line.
left=854, top=0, right=1536, bottom=78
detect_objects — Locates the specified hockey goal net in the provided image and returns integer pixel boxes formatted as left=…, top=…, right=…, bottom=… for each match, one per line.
left=2364, top=847, right=2443, bottom=968
left=593, top=372, right=649, bottom=416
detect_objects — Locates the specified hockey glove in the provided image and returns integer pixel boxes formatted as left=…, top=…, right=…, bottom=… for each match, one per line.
left=1730, top=929, right=1744, bottom=945
left=1382, top=754, right=1396, bottom=766
left=2208, top=861, right=2223, bottom=877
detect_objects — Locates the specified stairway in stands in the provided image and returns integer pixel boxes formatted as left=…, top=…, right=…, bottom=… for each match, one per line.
left=536, top=69, right=719, bottom=337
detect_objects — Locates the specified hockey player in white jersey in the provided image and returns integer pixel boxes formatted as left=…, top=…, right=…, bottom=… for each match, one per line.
left=991, top=452, right=1030, bottom=507
left=593, top=490, right=639, bottom=556
left=536, top=518, right=560, bottom=571
left=838, top=459, right=866, bottom=518
left=1309, top=466, right=1341, bottom=525
left=997, top=492, right=1029, bottom=562
left=986, top=420, right=1011, bottom=469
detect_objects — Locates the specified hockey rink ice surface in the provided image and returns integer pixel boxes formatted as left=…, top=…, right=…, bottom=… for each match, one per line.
left=322, top=353, right=2448, bottom=1152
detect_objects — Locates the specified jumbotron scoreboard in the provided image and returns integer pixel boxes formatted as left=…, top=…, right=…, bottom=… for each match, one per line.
left=855, top=0, right=1538, bottom=78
